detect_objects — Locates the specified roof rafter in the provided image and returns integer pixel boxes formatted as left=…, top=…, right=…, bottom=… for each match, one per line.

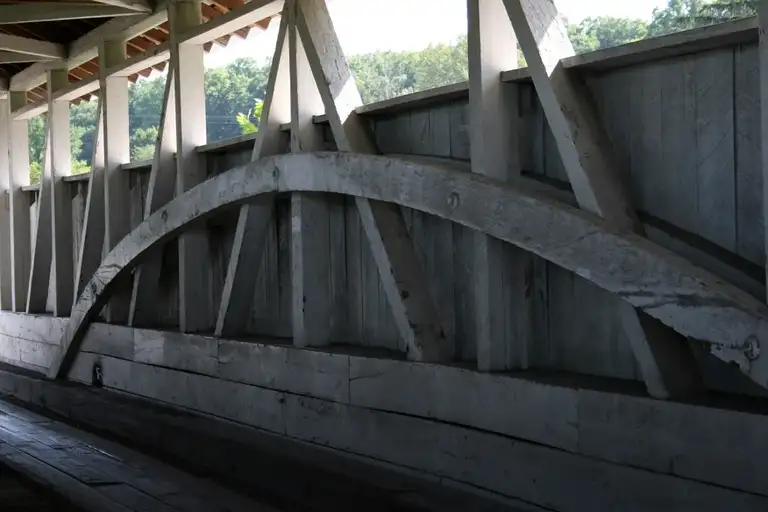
left=0, top=51, right=53, bottom=64
left=89, top=0, right=152, bottom=12
left=10, top=5, right=168, bottom=91
left=0, top=33, right=65, bottom=59
left=0, top=4, right=143, bottom=24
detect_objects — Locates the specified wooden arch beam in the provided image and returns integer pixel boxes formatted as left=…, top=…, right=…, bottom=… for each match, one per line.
left=48, top=153, right=768, bottom=386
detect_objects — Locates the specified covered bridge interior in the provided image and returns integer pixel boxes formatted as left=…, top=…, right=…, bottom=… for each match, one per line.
left=0, top=0, right=766, bottom=510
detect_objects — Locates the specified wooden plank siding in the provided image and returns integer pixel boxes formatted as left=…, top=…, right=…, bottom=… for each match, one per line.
left=44, top=40, right=765, bottom=384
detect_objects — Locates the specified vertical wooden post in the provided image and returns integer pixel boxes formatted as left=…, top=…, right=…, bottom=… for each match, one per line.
left=26, top=119, right=52, bottom=313
left=289, top=0, right=335, bottom=347
left=49, top=68, right=73, bottom=316
left=101, top=38, right=131, bottom=322
left=8, top=91, right=30, bottom=312
left=0, top=98, right=12, bottom=310
left=73, top=100, right=105, bottom=305
left=215, top=10, right=290, bottom=337
left=129, top=72, right=177, bottom=326
left=170, top=0, right=212, bottom=333
left=759, top=0, right=768, bottom=301
left=468, top=0, right=532, bottom=371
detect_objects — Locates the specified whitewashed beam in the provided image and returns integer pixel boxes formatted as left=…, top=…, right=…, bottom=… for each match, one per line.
left=49, top=152, right=768, bottom=387
left=12, top=43, right=169, bottom=117
left=0, top=98, right=11, bottom=309
left=295, top=0, right=450, bottom=361
left=468, top=0, right=532, bottom=371
left=10, top=6, right=168, bottom=92
left=53, top=76, right=100, bottom=103
left=759, top=0, right=768, bottom=300
left=181, top=0, right=284, bottom=44
left=170, top=0, right=212, bottom=333
left=215, top=10, right=290, bottom=337
left=106, top=42, right=170, bottom=77
left=10, top=101, right=47, bottom=121
left=26, top=122, right=52, bottom=314
left=0, top=52, right=53, bottom=64
left=48, top=69, right=74, bottom=317
left=73, top=101, right=105, bottom=305
left=129, top=71, right=177, bottom=327
left=289, top=0, right=334, bottom=347
left=90, top=0, right=152, bottom=12
left=8, top=92, right=30, bottom=312
left=0, top=34, right=65, bottom=60
left=101, top=39, right=132, bottom=323
left=502, top=0, right=702, bottom=399
left=0, top=4, right=142, bottom=24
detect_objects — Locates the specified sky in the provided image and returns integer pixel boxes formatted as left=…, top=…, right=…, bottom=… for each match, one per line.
left=204, top=0, right=669, bottom=68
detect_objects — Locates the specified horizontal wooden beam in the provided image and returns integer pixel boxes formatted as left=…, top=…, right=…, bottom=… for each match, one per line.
left=0, top=4, right=142, bottom=24
left=0, top=34, right=65, bottom=59
left=11, top=42, right=171, bottom=119
left=180, top=0, right=283, bottom=44
left=12, top=101, right=47, bottom=121
left=105, top=42, right=169, bottom=77
left=0, top=52, right=53, bottom=64
left=90, top=0, right=152, bottom=12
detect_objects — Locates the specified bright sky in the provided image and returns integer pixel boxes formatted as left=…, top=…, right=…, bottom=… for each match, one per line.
left=204, top=0, right=669, bottom=68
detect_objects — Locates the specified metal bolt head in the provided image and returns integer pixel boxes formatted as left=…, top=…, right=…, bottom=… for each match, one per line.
left=447, top=192, right=460, bottom=210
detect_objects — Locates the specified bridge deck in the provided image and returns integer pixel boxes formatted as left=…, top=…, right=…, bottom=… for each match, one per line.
left=0, top=397, right=276, bottom=512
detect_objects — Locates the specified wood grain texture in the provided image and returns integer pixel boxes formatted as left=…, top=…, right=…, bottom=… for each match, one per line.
left=26, top=124, right=52, bottom=314
left=73, top=100, right=105, bottom=308
left=129, top=73, right=177, bottom=327
left=46, top=153, right=768, bottom=389
left=734, top=42, right=763, bottom=266
left=296, top=0, right=450, bottom=361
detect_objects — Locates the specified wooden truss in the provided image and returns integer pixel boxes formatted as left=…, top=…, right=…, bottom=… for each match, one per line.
left=0, top=0, right=759, bottom=397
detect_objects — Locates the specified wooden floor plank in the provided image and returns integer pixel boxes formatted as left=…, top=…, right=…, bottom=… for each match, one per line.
left=0, top=398, right=278, bottom=512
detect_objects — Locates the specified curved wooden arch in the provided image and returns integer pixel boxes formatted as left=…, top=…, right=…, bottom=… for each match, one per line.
left=49, top=152, right=768, bottom=387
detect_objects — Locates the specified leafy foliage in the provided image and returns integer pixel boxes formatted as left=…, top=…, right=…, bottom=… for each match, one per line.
left=236, top=99, right=264, bottom=134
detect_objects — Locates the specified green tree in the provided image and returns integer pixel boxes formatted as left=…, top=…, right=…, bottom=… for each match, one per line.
left=236, top=99, right=264, bottom=134
left=695, top=0, right=756, bottom=23
left=569, top=16, right=648, bottom=53
left=130, top=126, right=159, bottom=161
left=206, top=58, right=270, bottom=141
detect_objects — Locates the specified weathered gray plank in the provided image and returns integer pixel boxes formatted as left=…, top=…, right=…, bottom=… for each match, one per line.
left=734, top=42, right=763, bottom=265
left=56, top=349, right=768, bottom=506
left=657, top=58, right=697, bottom=233
left=547, top=265, right=638, bottom=380
left=448, top=102, right=470, bottom=160
left=694, top=48, right=736, bottom=251
left=345, top=195, right=363, bottom=343
left=219, top=339, right=349, bottom=402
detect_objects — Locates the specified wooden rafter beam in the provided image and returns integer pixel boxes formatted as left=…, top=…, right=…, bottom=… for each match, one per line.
left=90, top=0, right=152, bottom=12
left=10, top=4, right=168, bottom=91
left=180, top=0, right=283, bottom=44
left=0, top=34, right=65, bottom=59
left=0, top=4, right=143, bottom=24
left=0, top=51, right=52, bottom=64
